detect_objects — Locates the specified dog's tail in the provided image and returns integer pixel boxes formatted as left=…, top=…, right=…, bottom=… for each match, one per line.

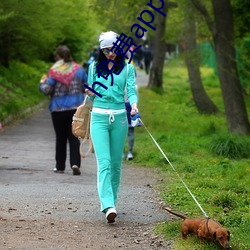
left=162, top=206, right=187, bottom=220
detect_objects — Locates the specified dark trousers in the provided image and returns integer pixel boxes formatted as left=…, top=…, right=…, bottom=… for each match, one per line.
left=125, top=102, right=134, bottom=153
left=144, top=59, right=151, bottom=74
left=51, top=110, right=80, bottom=171
left=127, top=127, right=134, bottom=152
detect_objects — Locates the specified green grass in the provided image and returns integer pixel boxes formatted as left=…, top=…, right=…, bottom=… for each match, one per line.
left=129, top=58, right=250, bottom=250
left=0, top=60, right=50, bottom=123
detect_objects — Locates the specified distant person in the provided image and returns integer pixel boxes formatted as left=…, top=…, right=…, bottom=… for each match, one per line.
left=143, top=44, right=152, bottom=74
left=87, top=46, right=99, bottom=70
left=124, top=57, right=138, bottom=161
left=125, top=101, right=135, bottom=160
left=82, top=60, right=89, bottom=74
left=39, top=45, right=87, bottom=175
left=134, top=45, right=144, bottom=69
left=85, top=31, right=139, bottom=223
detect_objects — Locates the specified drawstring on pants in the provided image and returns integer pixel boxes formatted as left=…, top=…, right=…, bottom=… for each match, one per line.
left=109, top=112, right=115, bottom=124
left=91, top=107, right=125, bottom=125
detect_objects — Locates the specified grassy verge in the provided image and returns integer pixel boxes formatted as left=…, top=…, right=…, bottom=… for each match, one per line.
left=0, top=60, right=49, bottom=124
left=129, top=58, right=250, bottom=250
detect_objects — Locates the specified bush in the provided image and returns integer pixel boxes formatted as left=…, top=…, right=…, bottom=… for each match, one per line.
left=210, top=135, right=250, bottom=159
left=210, top=191, right=237, bottom=209
left=0, top=60, right=48, bottom=122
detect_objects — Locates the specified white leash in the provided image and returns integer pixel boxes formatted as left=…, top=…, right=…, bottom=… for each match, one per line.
left=139, top=118, right=209, bottom=218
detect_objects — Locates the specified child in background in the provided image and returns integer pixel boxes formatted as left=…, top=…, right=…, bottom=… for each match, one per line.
left=125, top=101, right=134, bottom=160
left=125, top=48, right=138, bottom=160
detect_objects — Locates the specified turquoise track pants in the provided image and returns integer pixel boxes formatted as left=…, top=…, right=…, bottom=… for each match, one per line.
left=90, top=111, right=128, bottom=212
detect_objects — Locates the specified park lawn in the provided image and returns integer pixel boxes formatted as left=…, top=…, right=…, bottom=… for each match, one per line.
left=129, top=58, right=250, bottom=250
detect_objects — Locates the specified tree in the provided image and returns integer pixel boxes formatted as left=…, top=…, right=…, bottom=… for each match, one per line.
left=91, top=0, right=151, bottom=44
left=0, top=0, right=98, bottom=66
left=184, top=1, right=218, bottom=114
left=190, top=0, right=250, bottom=134
left=148, top=1, right=177, bottom=89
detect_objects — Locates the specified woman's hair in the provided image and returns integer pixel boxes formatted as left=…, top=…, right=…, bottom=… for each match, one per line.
left=95, top=49, right=125, bottom=75
left=54, top=45, right=73, bottom=63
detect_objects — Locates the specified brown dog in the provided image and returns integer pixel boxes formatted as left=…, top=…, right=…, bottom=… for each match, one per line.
left=163, top=207, right=231, bottom=249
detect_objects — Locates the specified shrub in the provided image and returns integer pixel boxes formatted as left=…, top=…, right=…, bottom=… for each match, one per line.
left=210, top=191, right=237, bottom=209
left=210, top=135, right=250, bottom=159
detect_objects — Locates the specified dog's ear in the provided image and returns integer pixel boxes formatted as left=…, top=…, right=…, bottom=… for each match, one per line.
left=213, top=231, right=217, bottom=240
left=227, top=230, right=230, bottom=240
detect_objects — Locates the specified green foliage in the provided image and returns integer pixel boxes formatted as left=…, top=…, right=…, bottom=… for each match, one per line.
left=210, top=135, right=250, bottom=159
left=129, top=58, right=250, bottom=249
left=165, top=2, right=184, bottom=44
left=0, top=60, right=49, bottom=122
left=92, top=0, right=162, bottom=46
left=92, top=0, right=148, bottom=34
left=210, top=191, right=238, bottom=209
left=0, top=0, right=99, bottom=66
left=232, top=0, right=250, bottom=39
left=154, top=221, right=181, bottom=240
left=236, top=37, right=250, bottom=95
left=165, top=0, right=212, bottom=45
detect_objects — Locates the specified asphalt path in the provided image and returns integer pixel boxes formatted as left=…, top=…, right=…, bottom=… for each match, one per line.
left=0, top=69, right=172, bottom=249
left=0, top=106, right=165, bottom=222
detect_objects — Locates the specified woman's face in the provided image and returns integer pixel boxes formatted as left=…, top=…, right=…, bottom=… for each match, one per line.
left=102, top=47, right=117, bottom=61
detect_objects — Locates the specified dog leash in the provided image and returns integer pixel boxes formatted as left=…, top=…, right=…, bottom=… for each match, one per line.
left=139, top=118, right=209, bottom=218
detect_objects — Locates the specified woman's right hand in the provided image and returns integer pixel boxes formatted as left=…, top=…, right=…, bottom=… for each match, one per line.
left=85, top=88, right=95, bottom=97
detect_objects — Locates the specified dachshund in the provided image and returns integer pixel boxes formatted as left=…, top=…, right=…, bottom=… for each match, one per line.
left=162, top=206, right=231, bottom=249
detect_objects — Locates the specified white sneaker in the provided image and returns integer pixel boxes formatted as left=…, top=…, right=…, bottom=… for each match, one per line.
left=105, top=207, right=117, bottom=223
left=53, top=168, right=64, bottom=173
left=127, top=152, right=133, bottom=160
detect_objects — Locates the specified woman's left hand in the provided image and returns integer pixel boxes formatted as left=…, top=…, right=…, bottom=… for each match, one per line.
left=131, top=103, right=138, bottom=116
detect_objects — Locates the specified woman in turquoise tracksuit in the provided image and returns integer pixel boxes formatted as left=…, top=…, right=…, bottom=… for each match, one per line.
left=86, top=31, right=138, bottom=223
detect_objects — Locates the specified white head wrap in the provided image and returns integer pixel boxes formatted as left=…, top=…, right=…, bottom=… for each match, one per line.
left=99, top=31, right=119, bottom=49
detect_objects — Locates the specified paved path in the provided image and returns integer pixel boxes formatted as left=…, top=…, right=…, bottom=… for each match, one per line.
left=0, top=106, right=164, bottom=224
left=135, top=68, right=149, bottom=88
left=0, top=71, right=174, bottom=249
left=0, top=68, right=153, bottom=224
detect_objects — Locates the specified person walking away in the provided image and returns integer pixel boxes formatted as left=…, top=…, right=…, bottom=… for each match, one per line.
left=85, top=31, right=138, bottom=223
left=134, top=45, right=144, bottom=69
left=39, top=45, right=87, bottom=175
left=143, top=44, right=152, bottom=74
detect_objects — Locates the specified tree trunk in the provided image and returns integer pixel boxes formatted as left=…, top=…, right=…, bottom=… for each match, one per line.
left=147, top=0, right=169, bottom=89
left=212, top=0, right=250, bottom=134
left=184, top=4, right=218, bottom=114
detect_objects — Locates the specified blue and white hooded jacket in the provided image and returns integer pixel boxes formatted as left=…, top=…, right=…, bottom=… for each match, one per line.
left=39, top=60, right=87, bottom=112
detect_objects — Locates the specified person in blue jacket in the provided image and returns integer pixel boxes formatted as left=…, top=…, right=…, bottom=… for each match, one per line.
left=85, top=31, right=139, bottom=223
left=39, top=45, right=87, bottom=176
